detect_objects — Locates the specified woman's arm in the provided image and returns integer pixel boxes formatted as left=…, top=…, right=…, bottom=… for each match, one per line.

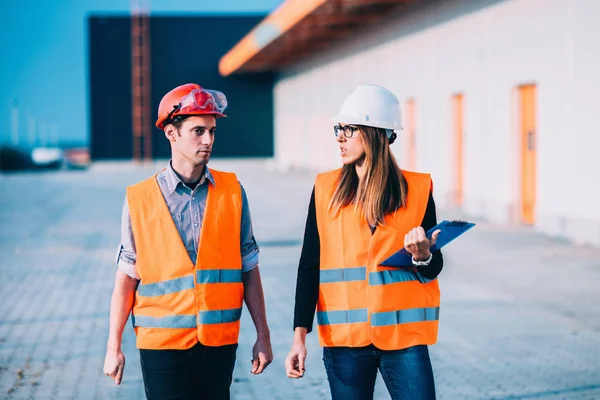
left=417, top=190, right=444, bottom=279
left=287, top=187, right=320, bottom=378
left=293, top=187, right=321, bottom=333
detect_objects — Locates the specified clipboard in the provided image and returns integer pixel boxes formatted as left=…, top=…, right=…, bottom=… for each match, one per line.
left=379, top=219, right=476, bottom=267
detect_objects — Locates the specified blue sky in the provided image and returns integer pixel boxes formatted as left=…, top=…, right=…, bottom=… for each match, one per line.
left=0, top=0, right=283, bottom=147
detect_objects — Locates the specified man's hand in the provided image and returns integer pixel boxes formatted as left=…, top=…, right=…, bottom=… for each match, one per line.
left=285, top=341, right=307, bottom=379
left=242, top=267, right=272, bottom=375
left=404, top=227, right=441, bottom=261
left=103, top=349, right=125, bottom=385
left=251, top=335, right=273, bottom=375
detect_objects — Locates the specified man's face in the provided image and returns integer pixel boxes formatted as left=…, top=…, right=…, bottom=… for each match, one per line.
left=166, top=115, right=216, bottom=166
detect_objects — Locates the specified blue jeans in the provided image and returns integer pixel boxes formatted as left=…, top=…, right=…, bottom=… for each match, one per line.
left=323, top=345, right=436, bottom=400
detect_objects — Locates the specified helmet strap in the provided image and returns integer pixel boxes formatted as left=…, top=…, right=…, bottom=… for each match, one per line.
left=386, top=130, right=397, bottom=144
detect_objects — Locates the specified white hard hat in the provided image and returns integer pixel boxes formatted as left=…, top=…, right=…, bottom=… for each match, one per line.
left=331, top=84, right=403, bottom=132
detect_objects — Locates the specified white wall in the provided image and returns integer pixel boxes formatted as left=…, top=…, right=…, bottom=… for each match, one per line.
left=273, top=0, right=600, bottom=246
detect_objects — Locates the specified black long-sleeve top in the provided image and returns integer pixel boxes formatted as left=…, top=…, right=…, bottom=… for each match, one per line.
left=293, top=188, right=443, bottom=333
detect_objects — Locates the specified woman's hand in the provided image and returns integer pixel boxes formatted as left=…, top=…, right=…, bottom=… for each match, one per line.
left=285, top=342, right=307, bottom=378
left=285, top=328, right=308, bottom=378
left=404, top=227, right=441, bottom=261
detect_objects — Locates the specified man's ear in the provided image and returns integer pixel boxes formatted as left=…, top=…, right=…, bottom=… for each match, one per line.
left=164, top=124, right=177, bottom=143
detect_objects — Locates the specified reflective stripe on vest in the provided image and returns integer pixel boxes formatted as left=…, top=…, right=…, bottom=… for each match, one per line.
left=132, top=314, right=197, bottom=329
left=136, top=270, right=244, bottom=297
left=132, top=308, right=243, bottom=328
left=196, top=269, right=242, bottom=284
left=318, top=267, right=432, bottom=294
left=137, top=276, right=195, bottom=297
left=368, top=269, right=433, bottom=286
left=316, top=307, right=440, bottom=327
left=317, top=309, right=368, bottom=325
left=370, top=307, right=440, bottom=327
left=320, top=267, right=366, bottom=283
left=199, top=308, right=242, bottom=324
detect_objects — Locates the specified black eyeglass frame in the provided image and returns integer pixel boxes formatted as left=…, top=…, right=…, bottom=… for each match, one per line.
left=333, top=124, right=360, bottom=138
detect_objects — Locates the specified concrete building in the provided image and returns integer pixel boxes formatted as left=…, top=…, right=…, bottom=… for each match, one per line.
left=219, top=0, right=600, bottom=246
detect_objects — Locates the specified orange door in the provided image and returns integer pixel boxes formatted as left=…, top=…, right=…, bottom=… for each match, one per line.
left=405, top=99, right=416, bottom=170
left=519, top=85, right=537, bottom=224
left=452, top=94, right=464, bottom=207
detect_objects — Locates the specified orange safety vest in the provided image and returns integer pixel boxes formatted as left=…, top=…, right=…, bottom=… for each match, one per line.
left=127, top=169, right=243, bottom=350
left=314, top=168, right=440, bottom=351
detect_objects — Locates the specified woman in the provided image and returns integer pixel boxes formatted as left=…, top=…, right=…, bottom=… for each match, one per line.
left=285, top=84, right=443, bottom=400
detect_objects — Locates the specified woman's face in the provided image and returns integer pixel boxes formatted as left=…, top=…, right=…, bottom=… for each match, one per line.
left=336, top=123, right=366, bottom=165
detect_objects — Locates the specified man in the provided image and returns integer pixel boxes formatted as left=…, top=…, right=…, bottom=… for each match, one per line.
left=103, top=83, right=273, bottom=399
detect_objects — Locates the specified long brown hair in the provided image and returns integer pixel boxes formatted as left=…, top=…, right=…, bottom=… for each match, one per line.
left=329, top=126, right=408, bottom=227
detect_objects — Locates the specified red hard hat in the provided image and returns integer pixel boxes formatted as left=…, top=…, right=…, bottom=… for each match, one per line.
left=155, top=83, right=227, bottom=129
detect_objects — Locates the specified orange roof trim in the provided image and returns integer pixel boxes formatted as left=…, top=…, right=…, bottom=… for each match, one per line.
left=219, top=0, right=327, bottom=77
left=219, top=0, right=416, bottom=76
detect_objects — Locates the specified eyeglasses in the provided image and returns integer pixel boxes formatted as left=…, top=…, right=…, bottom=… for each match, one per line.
left=334, top=124, right=360, bottom=138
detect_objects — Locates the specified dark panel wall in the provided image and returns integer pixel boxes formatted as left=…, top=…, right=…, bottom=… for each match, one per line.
left=89, top=15, right=273, bottom=160
left=89, top=16, right=133, bottom=159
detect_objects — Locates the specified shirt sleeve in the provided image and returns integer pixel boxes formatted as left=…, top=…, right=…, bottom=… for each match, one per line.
left=293, top=187, right=321, bottom=332
left=116, top=196, right=140, bottom=280
left=240, top=184, right=260, bottom=273
left=417, top=190, right=444, bottom=280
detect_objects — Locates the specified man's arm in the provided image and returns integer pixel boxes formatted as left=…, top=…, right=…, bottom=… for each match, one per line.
left=104, top=270, right=138, bottom=384
left=104, top=196, right=139, bottom=384
left=243, top=268, right=270, bottom=338
left=239, top=185, right=272, bottom=374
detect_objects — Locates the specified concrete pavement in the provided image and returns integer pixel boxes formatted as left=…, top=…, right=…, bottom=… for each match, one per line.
left=0, top=160, right=599, bottom=399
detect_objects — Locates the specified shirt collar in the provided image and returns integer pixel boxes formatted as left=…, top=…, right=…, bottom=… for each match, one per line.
left=164, top=161, right=215, bottom=194
left=203, top=167, right=216, bottom=187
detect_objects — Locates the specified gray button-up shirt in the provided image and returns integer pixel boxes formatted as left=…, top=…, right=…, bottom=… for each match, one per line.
left=117, top=162, right=259, bottom=280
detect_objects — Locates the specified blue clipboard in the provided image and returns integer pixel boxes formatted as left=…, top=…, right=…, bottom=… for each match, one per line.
left=379, top=219, right=476, bottom=267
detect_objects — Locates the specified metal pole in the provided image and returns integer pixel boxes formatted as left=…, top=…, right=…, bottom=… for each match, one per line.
left=27, top=114, right=36, bottom=148
left=40, top=123, right=48, bottom=147
left=10, top=99, right=19, bottom=147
